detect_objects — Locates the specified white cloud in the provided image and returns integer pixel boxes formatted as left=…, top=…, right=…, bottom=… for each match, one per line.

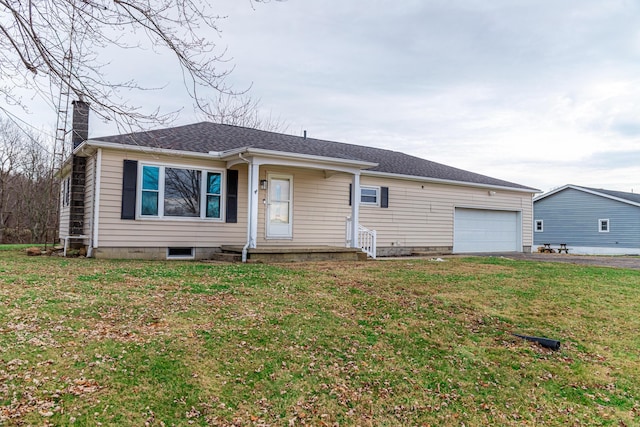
left=3, top=0, right=640, bottom=194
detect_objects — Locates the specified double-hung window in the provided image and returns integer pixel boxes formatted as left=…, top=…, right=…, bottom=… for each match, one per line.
left=599, top=219, right=609, bottom=233
left=139, top=164, right=223, bottom=220
left=61, top=177, right=71, bottom=207
left=205, top=172, right=222, bottom=218
left=141, top=166, right=160, bottom=215
left=348, top=184, right=388, bottom=208
left=360, top=186, right=380, bottom=206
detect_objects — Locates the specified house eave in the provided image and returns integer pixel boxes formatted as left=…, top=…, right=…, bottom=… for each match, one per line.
left=81, top=139, right=222, bottom=160
left=79, top=140, right=379, bottom=171
left=78, top=139, right=536, bottom=194
left=216, top=147, right=379, bottom=170
left=54, top=155, right=73, bottom=177
left=362, top=170, right=539, bottom=193
left=534, top=184, right=640, bottom=207
left=533, top=184, right=575, bottom=202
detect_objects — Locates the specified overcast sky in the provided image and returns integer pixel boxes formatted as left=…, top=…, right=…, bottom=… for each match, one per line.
left=6, top=0, right=640, bottom=194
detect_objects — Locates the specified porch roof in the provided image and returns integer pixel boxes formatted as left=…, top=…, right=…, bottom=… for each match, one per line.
left=92, top=122, right=537, bottom=192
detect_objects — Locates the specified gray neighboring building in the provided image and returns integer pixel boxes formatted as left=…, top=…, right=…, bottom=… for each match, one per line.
left=533, top=184, right=640, bottom=255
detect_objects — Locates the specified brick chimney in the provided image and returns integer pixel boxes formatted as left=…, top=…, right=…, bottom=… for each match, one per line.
left=68, top=100, right=89, bottom=236
left=71, top=100, right=90, bottom=149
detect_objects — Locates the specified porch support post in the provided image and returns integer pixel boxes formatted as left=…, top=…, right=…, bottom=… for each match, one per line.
left=350, top=172, right=360, bottom=248
left=248, top=161, right=260, bottom=249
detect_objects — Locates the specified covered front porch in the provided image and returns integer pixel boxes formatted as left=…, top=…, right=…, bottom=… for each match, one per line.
left=217, top=147, right=379, bottom=262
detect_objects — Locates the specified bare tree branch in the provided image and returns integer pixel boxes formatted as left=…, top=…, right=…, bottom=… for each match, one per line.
left=0, top=0, right=278, bottom=129
left=208, top=93, right=289, bottom=133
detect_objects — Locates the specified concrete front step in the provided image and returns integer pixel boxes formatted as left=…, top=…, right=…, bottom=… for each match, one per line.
left=209, top=252, right=243, bottom=263
left=217, top=245, right=366, bottom=262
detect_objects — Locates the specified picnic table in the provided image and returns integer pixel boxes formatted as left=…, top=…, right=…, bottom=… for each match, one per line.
left=542, top=243, right=569, bottom=254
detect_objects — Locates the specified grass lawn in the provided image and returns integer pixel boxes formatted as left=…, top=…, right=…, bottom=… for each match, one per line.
left=0, top=248, right=638, bottom=426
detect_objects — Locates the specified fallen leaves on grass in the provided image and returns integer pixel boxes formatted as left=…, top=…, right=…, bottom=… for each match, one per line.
left=67, top=378, right=102, bottom=396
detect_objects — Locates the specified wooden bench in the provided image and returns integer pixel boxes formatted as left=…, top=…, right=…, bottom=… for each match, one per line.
left=558, top=243, right=569, bottom=254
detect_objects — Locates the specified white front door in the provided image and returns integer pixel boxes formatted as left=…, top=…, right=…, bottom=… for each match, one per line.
left=266, top=174, right=293, bottom=239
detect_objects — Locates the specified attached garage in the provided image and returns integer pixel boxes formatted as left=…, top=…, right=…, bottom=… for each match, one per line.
left=453, top=208, right=520, bottom=253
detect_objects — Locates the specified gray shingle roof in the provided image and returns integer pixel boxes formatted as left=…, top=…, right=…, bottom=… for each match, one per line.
left=95, top=122, right=536, bottom=191
left=576, top=185, right=640, bottom=204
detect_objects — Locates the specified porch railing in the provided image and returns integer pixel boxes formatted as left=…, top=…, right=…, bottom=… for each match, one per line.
left=345, top=217, right=377, bottom=259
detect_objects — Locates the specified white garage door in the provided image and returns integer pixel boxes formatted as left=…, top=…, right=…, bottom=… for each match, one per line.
left=454, top=208, right=519, bottom=253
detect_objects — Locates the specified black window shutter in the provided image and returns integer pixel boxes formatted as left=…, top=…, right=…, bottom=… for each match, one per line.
left=226, top=169, right=238, bottom=223
left=349, top=183, right=352, bottom=206
left=121, top=160, right=138, bottom=220
left=381, top=186, right=389, bottom=208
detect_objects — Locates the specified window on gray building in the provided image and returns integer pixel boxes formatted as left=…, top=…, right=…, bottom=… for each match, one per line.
left=598, top=219, right=609, bottom=233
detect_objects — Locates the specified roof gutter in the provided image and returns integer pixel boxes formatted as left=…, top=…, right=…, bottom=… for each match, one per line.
left=214, top=147, right=378, bottom=169
left=362, top=170, right=540, bottom=194
left=81, top=139, right=223, bottom=160
left=82, top=141, right=378, bottom=170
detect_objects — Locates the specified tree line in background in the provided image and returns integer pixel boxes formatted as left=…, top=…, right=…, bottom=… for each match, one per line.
left=0, top=117, right=58, bottom=244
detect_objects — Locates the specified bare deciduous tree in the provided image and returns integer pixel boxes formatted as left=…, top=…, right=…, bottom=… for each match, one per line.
left=0, top=117, right=57, bottom=244
left=0, top=0, right=278, bottom=129
left=0, top=117, right=25, bottom=242
left=210, top=94, right=289, bottom=133
left=17, top=133, right=56, bottom=243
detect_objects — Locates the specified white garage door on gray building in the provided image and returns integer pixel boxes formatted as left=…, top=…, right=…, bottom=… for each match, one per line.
left=453, top=208, right=520, bottom=253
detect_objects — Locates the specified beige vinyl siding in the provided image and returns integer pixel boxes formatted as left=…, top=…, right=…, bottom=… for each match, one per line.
left=257, top=167, right=352, bottom=246
left=58, top=174, right=70, bottom=239
left=255, top=167, right=533, bottom=250
left=96, top=149, right=246, bottom=248
left=358, top=175, right=533, bottom=249
left=91, top=149, right=533, bottom=252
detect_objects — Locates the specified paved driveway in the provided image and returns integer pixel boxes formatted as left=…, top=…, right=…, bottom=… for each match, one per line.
left=465, top=253, right=640, bottom=270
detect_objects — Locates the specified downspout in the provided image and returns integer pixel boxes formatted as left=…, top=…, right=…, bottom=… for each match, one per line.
left=87, top=148, right=102, bottom=258
left=238, top=152, right=252, bottom=263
